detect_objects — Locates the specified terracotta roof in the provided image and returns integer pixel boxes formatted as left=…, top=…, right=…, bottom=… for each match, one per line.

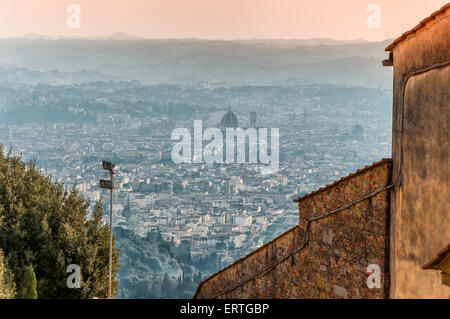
left=422, top=242, right=450, bottom=270
left=385, top=3, right=450, bottom=52
left=293, top=158, right=392, bottom=203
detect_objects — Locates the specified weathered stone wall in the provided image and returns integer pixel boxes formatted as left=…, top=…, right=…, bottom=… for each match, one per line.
left=388, top=6, right=450, bottom=299
left=195, top=159, right=392, bottom=299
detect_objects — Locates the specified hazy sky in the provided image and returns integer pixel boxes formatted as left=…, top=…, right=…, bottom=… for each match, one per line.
left=0, top=0, right=448, bottom=40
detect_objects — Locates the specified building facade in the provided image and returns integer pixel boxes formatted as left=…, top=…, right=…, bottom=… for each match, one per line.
left=384, top=3, right=450, bottom=299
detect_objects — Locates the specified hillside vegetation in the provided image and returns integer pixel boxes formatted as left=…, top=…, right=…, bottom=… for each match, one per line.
left=0, top=146, right=119, bottom=298
left=115, top=227, right=220, bottom=298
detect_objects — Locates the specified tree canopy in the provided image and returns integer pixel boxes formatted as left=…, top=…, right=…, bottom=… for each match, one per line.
left=0, top=146, right=119, bottom=298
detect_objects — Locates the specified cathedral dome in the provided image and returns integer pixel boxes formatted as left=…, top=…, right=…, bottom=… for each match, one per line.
left=220, top=109, right=239, bottom=128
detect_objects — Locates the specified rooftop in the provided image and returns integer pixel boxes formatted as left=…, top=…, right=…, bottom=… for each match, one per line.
left=293, top=158, right=392, bottom=203
left=422, top=242, right=450, bottom=270
left=385, top=3, right=450, bottom=52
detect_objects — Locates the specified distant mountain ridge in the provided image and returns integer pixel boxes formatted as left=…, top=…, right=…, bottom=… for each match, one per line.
left=0, top=38, right=393, bottom=88
left=13, top=33, right=147, bottom=41
left=7, top=34, right=391, bottom=44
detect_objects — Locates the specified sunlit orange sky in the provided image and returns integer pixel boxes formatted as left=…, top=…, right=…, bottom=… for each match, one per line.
left=0, top=0, right=448, bottom=40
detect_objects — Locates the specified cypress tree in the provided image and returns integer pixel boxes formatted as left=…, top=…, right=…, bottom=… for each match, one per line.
left=20, top=265, right=37, bottom=299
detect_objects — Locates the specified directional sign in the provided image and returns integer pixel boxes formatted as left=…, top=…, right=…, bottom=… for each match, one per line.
left=102, top=161, right=115, bottom=171
left=100, top=179, right=113, bottom=189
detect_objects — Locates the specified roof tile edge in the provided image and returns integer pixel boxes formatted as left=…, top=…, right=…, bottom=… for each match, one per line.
left=385, top=3, right=450, bottom=52
left=293, top=158, right=392, bottom=203
left=422, top=242, right=450, bottom=270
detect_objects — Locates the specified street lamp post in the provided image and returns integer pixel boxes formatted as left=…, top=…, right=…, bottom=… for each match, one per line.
left=100, top=161, right=115, bottom=299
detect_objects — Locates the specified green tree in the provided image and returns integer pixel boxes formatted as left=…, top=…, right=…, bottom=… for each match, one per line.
left=0, top=146, right=119, bottom=298
left=0, top=249, right=16, bottom=299
left=19, top=265, right=37, bottom=299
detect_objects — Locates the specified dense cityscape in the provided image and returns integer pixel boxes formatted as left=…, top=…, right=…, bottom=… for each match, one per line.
left=0, top=80, right=392, bottom=268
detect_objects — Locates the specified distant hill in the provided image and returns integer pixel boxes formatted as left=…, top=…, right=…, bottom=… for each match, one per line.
left=0, top=38, right=393, bottom=88
left=234, top=38, right=377, bottom=47
left=12, top=33, right=146, bottom=41
left=11, top=35, right=385, bottom=45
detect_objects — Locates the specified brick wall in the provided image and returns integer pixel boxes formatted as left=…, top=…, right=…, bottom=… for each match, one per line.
left=194, top=159, right=392, bottom=299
